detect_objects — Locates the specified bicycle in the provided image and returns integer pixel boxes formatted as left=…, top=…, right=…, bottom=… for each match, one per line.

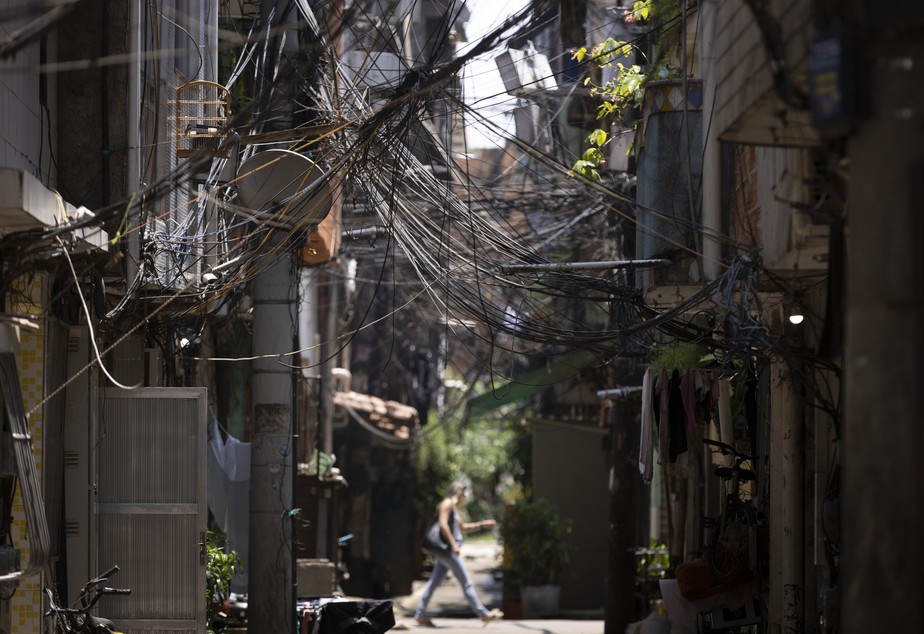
left=45, top=565, right=131, bottom=633
left=703, top=438, right=759, bottom=583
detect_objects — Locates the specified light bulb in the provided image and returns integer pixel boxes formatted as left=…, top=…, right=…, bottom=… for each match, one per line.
left=788, top=313, right=804, bottom=325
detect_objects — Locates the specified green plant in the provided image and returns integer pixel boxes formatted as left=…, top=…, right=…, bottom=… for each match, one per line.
left=652, top=340, right=711, bottom=370
left=500, top=498, right=571, bottom=586
left=637, top=538, right=670, bottom=576
left=206, top=531, right=240, bottom=634
left=571, top=128, right=609, bottom=182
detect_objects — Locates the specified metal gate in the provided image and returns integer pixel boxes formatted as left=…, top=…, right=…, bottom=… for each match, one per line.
left=96, top=388, right=207, bottom=634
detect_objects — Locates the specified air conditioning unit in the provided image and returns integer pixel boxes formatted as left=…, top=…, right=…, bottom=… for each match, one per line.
left=496, top=44, right=557, bottom=97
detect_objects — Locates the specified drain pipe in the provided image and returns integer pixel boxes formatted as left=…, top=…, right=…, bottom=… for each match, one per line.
left=699, top=0, right=722, bottom=281
left=0, top=321, right=51, bottom=582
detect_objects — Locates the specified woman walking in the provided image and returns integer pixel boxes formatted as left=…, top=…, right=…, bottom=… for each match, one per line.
left=415, top=480, right=503, bottom=626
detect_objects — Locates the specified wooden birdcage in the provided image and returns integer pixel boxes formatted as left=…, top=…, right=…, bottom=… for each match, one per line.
left=175, top=80, right=231, bottom=158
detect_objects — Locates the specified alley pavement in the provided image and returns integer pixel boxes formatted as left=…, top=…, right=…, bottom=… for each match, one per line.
left=388, top=541, right=605, bottom=634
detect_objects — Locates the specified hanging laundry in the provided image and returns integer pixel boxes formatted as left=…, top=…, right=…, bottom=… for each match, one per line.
left=667, top=369, right=689, bottom=463
left=639, top=367, right=655, bottom=484
left=680, top=370, right=697, bottom=433
left=208, top=418, right=251, bottom=593
left=655, top=368, right=670, bottom=464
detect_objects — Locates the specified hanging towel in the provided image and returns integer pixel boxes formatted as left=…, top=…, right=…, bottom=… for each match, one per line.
left=680, top=370, right=697, bottom=432
left=639, top=368, right=655, bottom=483
left=656, top=368, right=670, bottom=464
left=667, top=370, right=689, bottom=463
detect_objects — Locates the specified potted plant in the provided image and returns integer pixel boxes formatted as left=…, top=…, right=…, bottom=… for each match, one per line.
left=499, top=498, right=572, bottom=617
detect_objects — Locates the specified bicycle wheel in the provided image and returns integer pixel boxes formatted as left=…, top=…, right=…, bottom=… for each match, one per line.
left=708, top=502, right=756, bottom=582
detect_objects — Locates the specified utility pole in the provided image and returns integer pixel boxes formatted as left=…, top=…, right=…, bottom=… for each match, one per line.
left=769, top=350, right=804, bottom=632
left=843, top=4, right=924, bottom=632
left=248, top=250, right=296, bottom=633
left=246, top=1, right=299, bottom=631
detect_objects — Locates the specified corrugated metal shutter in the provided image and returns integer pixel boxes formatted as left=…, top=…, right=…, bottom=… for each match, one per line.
left=43, top=320, right=69, bottom=568
left=64, top=325, right=97, bottom=603
left=96, top=388, right=207, bottom=634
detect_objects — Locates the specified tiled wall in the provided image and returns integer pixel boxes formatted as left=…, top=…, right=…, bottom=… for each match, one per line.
left=9, top=272, right=47, bottom=634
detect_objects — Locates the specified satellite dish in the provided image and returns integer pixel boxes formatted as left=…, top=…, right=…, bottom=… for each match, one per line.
left=235, top=149, right=332, bottom=228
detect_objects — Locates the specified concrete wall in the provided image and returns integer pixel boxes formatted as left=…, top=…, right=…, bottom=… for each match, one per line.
left=533, top=422, right=609, bottom=611
left=55, top=0, right=130, bottom=212
left=0, top=1, right=48, bottom=182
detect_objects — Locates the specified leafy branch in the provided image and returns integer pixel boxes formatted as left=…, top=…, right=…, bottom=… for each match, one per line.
left=568, top=0, right=683, bottom=180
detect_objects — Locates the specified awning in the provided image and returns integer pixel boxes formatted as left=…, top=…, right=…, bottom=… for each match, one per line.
left=332, top=390, right=419, bottom=439
left=466, top=348, right=599, bottom=417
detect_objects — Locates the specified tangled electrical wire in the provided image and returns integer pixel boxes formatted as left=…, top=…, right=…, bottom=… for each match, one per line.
left=0, top=0, right=836, bottom=407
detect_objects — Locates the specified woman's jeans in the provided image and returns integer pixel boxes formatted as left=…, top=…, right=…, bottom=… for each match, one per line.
left=415, top=549, right=488, bottom=618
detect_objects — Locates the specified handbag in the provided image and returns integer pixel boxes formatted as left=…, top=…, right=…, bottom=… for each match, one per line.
left=422, top=519, right=449, bottom=553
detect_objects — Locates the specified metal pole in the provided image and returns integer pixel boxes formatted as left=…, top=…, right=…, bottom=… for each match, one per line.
left=498, top=259, right=671, bottom=274
left=596, top=386, right=643, bottom=400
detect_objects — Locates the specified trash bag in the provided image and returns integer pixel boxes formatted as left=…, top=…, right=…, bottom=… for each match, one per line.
left=315, top=599, right=395, bottom=634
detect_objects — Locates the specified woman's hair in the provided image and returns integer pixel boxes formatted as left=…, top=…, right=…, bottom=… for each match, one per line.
left=447, top=479, right=468, bottom=498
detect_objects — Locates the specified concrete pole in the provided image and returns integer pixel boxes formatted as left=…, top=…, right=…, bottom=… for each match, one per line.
left=769, top=354, right=804, bottom=634
left=843, top=28, right=924, bottom=634
left=246, top=1, right=300, bottom=628
left=248, top=249, right=296, bottom=633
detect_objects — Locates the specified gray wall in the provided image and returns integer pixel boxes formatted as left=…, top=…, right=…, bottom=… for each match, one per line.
left=636, top=108, right=703, bottom=262
left=533, top=422, right=609, bottom=611
left=0, top=0, right=49, bottom=179
left=56, top=0, right=130, bottom=211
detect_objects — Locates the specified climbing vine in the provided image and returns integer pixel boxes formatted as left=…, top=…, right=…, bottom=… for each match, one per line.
left=569, top=0, right=684, bottom=180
